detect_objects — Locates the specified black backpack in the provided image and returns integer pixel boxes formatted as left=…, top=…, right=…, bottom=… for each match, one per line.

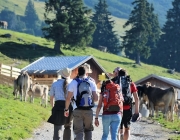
left=119, top=75, right=132, bottom=105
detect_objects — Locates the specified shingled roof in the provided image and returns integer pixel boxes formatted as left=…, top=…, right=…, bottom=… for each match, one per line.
left=21, top=55, right=108, bottom=76
left=135, top=74, right=180, bottom=89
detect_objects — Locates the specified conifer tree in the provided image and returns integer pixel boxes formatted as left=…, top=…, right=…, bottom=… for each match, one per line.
left=92, top=0, right=120, bottom=54
left=43, top=0, right=95, bottom=53
left=122, top=0, right=152, bottom=65
left=155, top=0, right=180, bottom=71
left=24, top=0, right=39, bottom=30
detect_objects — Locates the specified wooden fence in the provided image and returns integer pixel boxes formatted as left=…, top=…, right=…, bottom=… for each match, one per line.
left=0, top=63, right=21, bottom=78
left=0, top=74, right=15, bottom=86
left=0, top=63, right=56, bottom=88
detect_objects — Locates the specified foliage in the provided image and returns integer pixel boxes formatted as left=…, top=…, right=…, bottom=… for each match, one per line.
left=125, top=2, right=161, bottom=64
left=24, top=0, right=41, bottom=36
left=43, top=0, right=95, bottom=53
left=0, top=84, right=51, bottom=140
left=154, top=0, right=180, bottom=72
left=91, top=0, right=120, bottom=54
left=122, top=0, right=161, bottom=65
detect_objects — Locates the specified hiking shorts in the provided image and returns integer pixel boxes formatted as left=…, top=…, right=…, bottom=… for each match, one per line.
left=120, top=109, right=132, bottom=129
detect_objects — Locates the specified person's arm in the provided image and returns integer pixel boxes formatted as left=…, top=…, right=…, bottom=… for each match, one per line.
left=91, top=81, right=98, bottom=102
left=92, top=91, right=98, bottom=102
left=50, top=96, right=54, bottom=108
left=132, top=91, right=139, bottom=114
left=94, top=94, right=103, bottom=127
left=64, top=91, right=73, bottom=117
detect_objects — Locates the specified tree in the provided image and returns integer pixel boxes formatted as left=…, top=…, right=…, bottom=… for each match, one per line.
left=91, top=0, right=120, bottom=54
left=42, top=0, right=95, bottom=53
left=122, top=0, right=152, bottom=65
left=155, top=0, right=180, bottom=71
left=24, top=0, right=39, bottom=34
left=125, top=3, right=161, bottom=64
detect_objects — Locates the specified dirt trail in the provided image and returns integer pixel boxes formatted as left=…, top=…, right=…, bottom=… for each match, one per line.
left=25, top=108, right=179, bottom=140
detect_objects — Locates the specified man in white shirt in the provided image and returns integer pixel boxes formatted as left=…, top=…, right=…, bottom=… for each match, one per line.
left=64, top=66, right=98, bottom=140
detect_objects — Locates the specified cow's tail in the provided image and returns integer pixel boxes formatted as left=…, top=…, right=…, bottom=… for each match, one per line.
left=170, top=86, right=177, bottom=101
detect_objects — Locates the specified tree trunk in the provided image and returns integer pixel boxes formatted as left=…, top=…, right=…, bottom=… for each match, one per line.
left=136, top=52, right=141, bottom=65
left=54, top=40, right=63, bottom=54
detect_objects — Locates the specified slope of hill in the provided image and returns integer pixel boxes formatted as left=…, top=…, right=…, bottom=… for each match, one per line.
left=0, top=0, right=173, bottom=35
left=0, top=29, right=180, bottom=82
left=84, top=0, right=173, bottom=27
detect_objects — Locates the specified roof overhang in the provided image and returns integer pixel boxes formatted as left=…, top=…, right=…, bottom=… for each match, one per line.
left=135, top=74, right=180, bottom=89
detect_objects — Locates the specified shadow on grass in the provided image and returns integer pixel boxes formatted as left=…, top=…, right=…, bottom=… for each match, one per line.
left=0, top=42, right=62, bottom=63
left=96, top=56, right=134, bottom=65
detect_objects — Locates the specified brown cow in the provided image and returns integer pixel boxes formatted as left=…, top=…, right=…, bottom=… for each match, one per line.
left=138, top=82, right=177, bottom=121
left=0, top=21, right=8, bottom=29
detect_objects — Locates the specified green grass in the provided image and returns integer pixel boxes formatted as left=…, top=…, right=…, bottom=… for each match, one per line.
left=153, top=113, right=180, bottom=140
left=0, top=84, right=51, bottom=140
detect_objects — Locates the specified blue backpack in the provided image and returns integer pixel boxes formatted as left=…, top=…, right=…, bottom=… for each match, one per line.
left=75, top=78, right=94, bottom=109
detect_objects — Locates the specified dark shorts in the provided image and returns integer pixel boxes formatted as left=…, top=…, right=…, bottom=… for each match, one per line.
left=120, top=109, right=132, bottom=129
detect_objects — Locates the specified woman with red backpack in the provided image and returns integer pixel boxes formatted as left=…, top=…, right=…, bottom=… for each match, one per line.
left=94, top=78, right=124, bottom=140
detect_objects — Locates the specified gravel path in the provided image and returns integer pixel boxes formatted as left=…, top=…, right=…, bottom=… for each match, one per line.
left=25, top=107, right=179, bottom=140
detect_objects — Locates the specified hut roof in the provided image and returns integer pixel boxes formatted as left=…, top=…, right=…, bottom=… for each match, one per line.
left=135, top=74, right=180, bottom=89
left=21, top=55, right=109, bottom=77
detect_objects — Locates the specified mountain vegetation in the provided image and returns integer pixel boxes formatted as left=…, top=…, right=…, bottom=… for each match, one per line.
left=122, top=0, right=161, bottom=65
left=91, top=0, right=120, bottom=53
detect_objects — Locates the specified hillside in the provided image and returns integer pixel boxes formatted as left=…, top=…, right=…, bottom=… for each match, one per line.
left=0, top=29, right=180, bottom=82
left=84, top=0, right=173, bottom=27
left=0, top=0, right=173, bottom=36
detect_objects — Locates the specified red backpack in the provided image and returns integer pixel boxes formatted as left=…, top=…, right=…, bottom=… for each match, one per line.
left=102, top=80, right=124, bottom=112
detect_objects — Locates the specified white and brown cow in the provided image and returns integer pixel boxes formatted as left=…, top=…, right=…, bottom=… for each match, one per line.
left=0, top=21, right=8, bottom=29
left=13, top=71, right=32, bottom=102
left=28, top=83, right=49, bottom=107
left=138, top=82, right=177, bottom=121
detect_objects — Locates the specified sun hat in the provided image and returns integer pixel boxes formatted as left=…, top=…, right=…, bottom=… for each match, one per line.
left=113, top=67, right=121, bottom=73
left=82, top=63, right=92, bottom=73
left=59, top=68, right=71, bottom=78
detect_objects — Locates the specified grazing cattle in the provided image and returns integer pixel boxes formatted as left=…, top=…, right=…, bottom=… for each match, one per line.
left=13, top=72, right=32, bottom=101
left=0, top=21, right=8, bottom=29
left=174, top=100, right=180, bottom=119
left=28, top=83, right=49, bottom=107
left=138, top=82, right=177, bottom=121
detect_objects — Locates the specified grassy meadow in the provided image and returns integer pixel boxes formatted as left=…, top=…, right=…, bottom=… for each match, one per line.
left=0, top=29, right=180, bottom=139
left=0, top=84, right=51, bottom=140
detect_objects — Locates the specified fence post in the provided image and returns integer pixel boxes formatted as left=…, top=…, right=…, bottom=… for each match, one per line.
left=10, top=66, right=13, bottom=78
left=0, top=63, right=1, bottom=75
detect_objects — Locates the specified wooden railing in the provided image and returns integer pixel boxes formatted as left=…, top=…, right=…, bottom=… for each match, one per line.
left=0, top=63, right=21, bottom=78
left=0, top=74, right=15, bottom=86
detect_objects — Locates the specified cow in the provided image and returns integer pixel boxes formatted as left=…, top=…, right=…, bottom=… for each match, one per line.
left=174, top=100, right=180, bottom=119
left=27, top=83, right=49, bottom=107
left=138, top=82, right=177, bottom=121
left=0, top=21, right=8, bottom=29
left=13, top=71, right=32, bottom=102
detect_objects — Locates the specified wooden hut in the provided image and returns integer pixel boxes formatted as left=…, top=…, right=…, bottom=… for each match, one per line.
left=21, top=55, right=109, bottom=89
left=135, top=74, right=180, bottom=100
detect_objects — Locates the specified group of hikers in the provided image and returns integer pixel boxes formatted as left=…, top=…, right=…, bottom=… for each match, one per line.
left=47, top=63, right=140, bottom=140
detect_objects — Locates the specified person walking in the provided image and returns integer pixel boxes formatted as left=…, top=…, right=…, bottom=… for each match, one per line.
left=94, top=79, right=123, bottom=140
left=47, top=67, right=73, bottom=140
left=112, top=68, right=139, bottom=140
left=64, top=66, right=98, bottom=140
